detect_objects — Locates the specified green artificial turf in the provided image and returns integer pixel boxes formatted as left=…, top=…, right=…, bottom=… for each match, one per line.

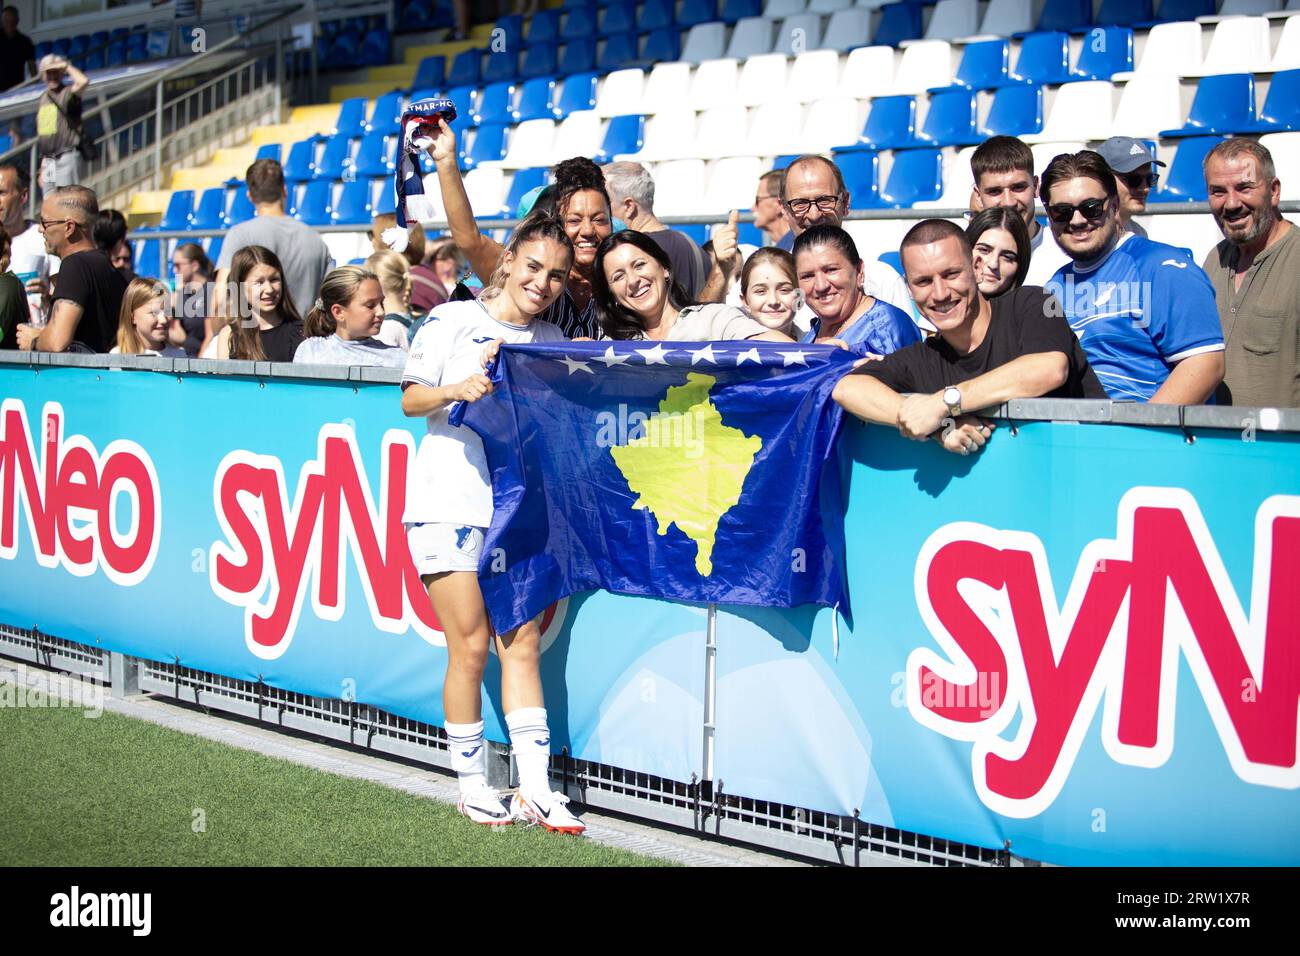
left=0, top=701, right=667, bottom=867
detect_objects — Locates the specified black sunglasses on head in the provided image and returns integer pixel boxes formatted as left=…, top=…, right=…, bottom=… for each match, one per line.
left=1046, top=198, right=1109, bottom=225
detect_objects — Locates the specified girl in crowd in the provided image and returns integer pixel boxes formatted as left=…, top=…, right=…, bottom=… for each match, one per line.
left=400, top=213, right=584, bottom=834
left=428, top=119, right=611, bottom=338
left=740, top=247, right=802, bottom=338
left=295, top=265, right=407, bottom=368
left=169, top=242, right=211, bottom=357
left=208, top=245, right=304, bottom=362
left=965, top=207, right=1032, bottom=300
left=110, top=277, right=186, bottom=356
left=794, top=225, right=920, bottom=356
left=428, top=238, right=466, bottom=298
left=593, top=231, right=793, bottom=342
left=364, top=249, right=415, bottom=350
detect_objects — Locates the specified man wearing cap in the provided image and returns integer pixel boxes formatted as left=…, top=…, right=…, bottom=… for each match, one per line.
left=1097, top=137, right=1165, bottom=239
left=35, top=54, right=90, bottom=194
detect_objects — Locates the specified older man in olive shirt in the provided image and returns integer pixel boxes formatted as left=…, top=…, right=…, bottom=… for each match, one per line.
left=1201, top=138, right=1299, bottom=408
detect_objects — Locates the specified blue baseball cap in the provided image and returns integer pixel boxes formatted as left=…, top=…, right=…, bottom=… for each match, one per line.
left=1097, top=137, right=1167, bottom=174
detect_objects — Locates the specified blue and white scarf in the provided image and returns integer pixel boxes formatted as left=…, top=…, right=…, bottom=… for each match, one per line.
left=383, top=97, right=457, bottom=253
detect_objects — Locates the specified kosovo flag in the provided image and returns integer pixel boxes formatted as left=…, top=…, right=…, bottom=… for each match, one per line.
left=456, top=340, right=858, bottom=634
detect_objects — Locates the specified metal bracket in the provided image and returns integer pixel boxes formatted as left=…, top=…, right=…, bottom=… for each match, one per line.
left=690, top=773, right=700, bottom=832
left=853, top=809, right=861, bottom=868
left=1178, top=404, right=1196, bottom=445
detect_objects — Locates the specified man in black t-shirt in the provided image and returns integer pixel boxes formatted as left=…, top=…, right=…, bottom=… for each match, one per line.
left=16, top=185, right=126, bottom=353
left=833, top=219, right=1104, bottom=456
left=0, top=7, right=36, bottom=92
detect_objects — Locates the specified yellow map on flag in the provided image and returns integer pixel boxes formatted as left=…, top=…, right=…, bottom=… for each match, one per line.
left=610, top=373, right=762, bottom=576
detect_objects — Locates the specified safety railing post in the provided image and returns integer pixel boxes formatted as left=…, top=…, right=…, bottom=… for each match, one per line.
left=153, top=78, right=164, bottom=190
left=109, top=652, right=141, bottom=698
left=703, top=604, right=717, bottom=782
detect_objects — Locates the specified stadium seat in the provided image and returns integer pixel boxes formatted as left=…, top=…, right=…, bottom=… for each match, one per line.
left=551, top=110, right=605, bottom=161
left=979, top=0, right=1036, bottom=36
left=408, top=87, right=442, bottom=109
left=68, top=34, right=89, bottom=57
left=595, top=68, right=646, bottom=117
left=463, top=124, right=510, bottom=171
left=283, top=137, right=320, bottom=183
left=476, top=81, right=516, bottom=125
left=1069, top=27, right=1134, bottom=80
left=745, top=99, right=807, bottom=155
left=494, top=13, right=524, bottom=48
left=412, top=54, right=447, bottom=91
left=738, top=53, right=790, bottom=106
left=980, top=83, right=1044, bottom=137
left=314, top=135, right=354, bottom=180
left=639, top=0, right=677, bottom=30
left=766, top=0, right=808, bottom=15
left=559, top=41, right=598, bottom=74
left=448, top=48, right=483, bottom=87
left=834, top=150, right=881, bottom=208
left=516, top=77, right=558, bottom=122
left=788, top=50, right=842, bottom=101
left=483, top=49, right=518, bottom=84
left=504, top=167, right=550, bottom=215
left=360, top=28, right=390, bottom=67
left=191, top=188, right=227, bottom=230
left=1025, top=80, right=1115, bottom=140
left=682, top=23, right=729, bottom=62
left=595, top=113, right=647, bottom=162
left=205, top=236, right=223, bottom=264
left=642, top=26, right=682, bottom=62
left=728, top=17, right=775, bottom=59
left=801, top=95, right=865, bottom=150
left=368, top=92, right=404, bottom=135
left=502, top=119, right=556, bottom=168
left=1009, top=32, right=1071, bottom=85
left=106, top=40, right=127, bottom=67
left=463, top=167, right=508, bottom=217
left=843, top=95, right=917, bottom=149
left=913, top=89, right=979, bottom=145
left=296, top=180, right=333, bottom=225
left=600, top=1, right=637, bottom=35
left=373, top=177, right=397, bottom=216
left=353, top=130, right=396, bottom=176
left=136, top=239, right=162, bottom=279
left=1245, top=69, right=1300, bottom=132
left=1112, top=74, right=1184, bottom=137
left=1273, top=15, right=1300, bottom=71
left=774, top=13, right=824, bottom=53
left=891, top=41, right=953, bottom=94
left=838, top=45, right=897, bottom=97
left=651, top=160, right=708, bottom=216
left=694, top=105, right=752, bottom=157
left=556, top=72, right=600, bottom=116
left=641, top=62, right=694, bottom=113
left=874, top=3, right=925, bottom=46
left=527, top=9, right=560, bottom=45
left=1192, top=17, right=1271, bottom=77
left=1029, top=140, right=1088, bottom=177
left=1160, top=73, right=1256, bottom=137
left=562, top=5, right=597, bottom=40
left=1259, top=132, right=1300, bottom=198
left=871, top=148, right=944, bottom=207
left=1215, top=0, right=1279, bottom=14
left=334, top=98, right=368, bottom=138
left=1036, top=0, right=1091, bottom=31
left=634, top=108, right=699, bottom=161
left=1095, top=0, right=1152, bottom=26
left=598, top=32, right=640, bottom=71
left=925, top=0, right=981, bottom=40
left=444, top=85, right=479, bottom=130
left=227, top=183, right=255, bottom=225
left=332, top=178, right=372, bottom=225
left=1154, top=136, right=1227, bottom=202
left=1151, top=0, right=1215, bottom=21
left=679, top=0, right=720, bottom=28
left=1119, top=21, right=1203, bottom=78
left=914, top=144, right=976, bottom=207
left=703, top=156, right=767, bottom=214
left=944, top=39, right=1010, bottom=90
left=160, top=190, right=194, bottom=230
left=822, top=7, right=873, bottom=52
left=692, top=58, right=742, bottom=109
left=722, top=0, right=764, bottom=21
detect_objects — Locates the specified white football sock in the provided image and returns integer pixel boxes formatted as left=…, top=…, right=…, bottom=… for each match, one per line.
left=506, top=707, right=552, bottom=797
left=445, top=719, right=487, bottom=793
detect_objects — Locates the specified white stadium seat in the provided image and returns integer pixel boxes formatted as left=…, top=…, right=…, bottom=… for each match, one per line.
left=837, top=45, right=897, bottom=96
left=1115, top=21, right=1203, bottom=79
left=891, top=40, right=954, bottom=94
left=1024, top=82, right=1115, bottom=143
left=809, top=0, right=854, bottom=11
left=1212, top=0, right=1281, bottom=15
left=801, top=95, right=864, bottom=151
left=501, top=119, right=555, bottom=169
left=737, top=53, right=791, bottom=106
left=923, top=0, right=982, bottom=41
left=704, top=157, right=769, bottom=213
left=681, top=22, right=728, bottom=63
left=1274, top=15, right=1300, bottom=69
left=1188, top=17, right=1273, bottom=75
left=822, top=7, right=873, bottom=52
left=1030, top=141, right=1087, bottom=177
left=765, top=0, right=809, bottom=15
left=691, top=58, right=741, bottom=110
left=1143, top=213, right=1230, bottom=264
left=745, top=100, right=807, bottom=155
left=727, top=17, right=777, bottom=60
left=774, top=13, right=825, bottom=54
left=651, top=159, right=708, bottom=216
left=693, top=105, right=752, bottom=158
left=787, top=50, right=842, bottom=102
left=1111, top=74, right=1184, bottom=138
left=1258, top=133, right=1300, bottom=199
left=914, top=145, right=977, bottom=210
left=462, top=167, right=506, bottom=215
left=977, top=0, right=1037, bottom=40
left=626, top=107, right=698, bottom=162
left=595, top=69, right=646, bottom=118
left=549, top=111, right=604, bottom=164
left=854, top=0, right=895, bottom=9
left=641, top=62, right=694, bottom=115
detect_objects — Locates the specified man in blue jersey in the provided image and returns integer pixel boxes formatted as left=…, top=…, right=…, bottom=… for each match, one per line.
left=1041, top=150, right=1224, bottom=404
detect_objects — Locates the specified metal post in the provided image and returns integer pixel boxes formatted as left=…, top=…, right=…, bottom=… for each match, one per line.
left=109, top=652, right=141, bottom=698
left=27, top=142, right=37, bottom=213
left=153, top=78, right=164, bottom=190
left=702, top=603, right=717, bottom=781
left=275, top=32, right=283, bottom=124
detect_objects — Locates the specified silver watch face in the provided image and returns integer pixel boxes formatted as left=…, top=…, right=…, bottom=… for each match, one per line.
left=944, top=387, right=961, bottom=406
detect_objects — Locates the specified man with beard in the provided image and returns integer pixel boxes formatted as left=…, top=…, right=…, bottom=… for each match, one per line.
left=1201, top=138, right=1298, bottom=407
left=1041, top=150, right=1224, bottom=404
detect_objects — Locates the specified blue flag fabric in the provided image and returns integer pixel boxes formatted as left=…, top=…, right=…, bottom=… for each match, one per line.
left=457, top=340, right=858, bottom=634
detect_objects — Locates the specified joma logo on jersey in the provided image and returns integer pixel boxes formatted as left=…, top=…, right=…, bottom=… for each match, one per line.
left=908, top=488, right=1300, bottom=819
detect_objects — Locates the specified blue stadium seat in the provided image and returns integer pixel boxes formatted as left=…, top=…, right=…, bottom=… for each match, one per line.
left=89, top=30, right=108, bottom=49
left=445, top=85, right=479, bottom=131
left=1069, top=27, right=1133, bottom=80
left=254, top=143, right=281, bottom=163
left=600, top=1, right=637, bottom=35
left=679, top=0, right=718, bottom=28
left=227, top=183, right=256, bottom=225
left=109, top=27, right=128, bottom=43
left=494, top=13, right=525, bottom=49
left=720, top=0, right=761, bottom=23
left=334, top=98, right=368, bottom=138
left=374, top=176, right=398, bottom=215
left=559, top=41, right=597, bottom=74
left=476, top=81, right=516, bottom=125
left=285, top=185, right=299, bottom=218
left=137, top=238, right=162, bottom=279
left=639, top=0, right=676, bottom=30
left=598, top=32, right=640, bottom=71
left=0, top=135, right=9, bottom=154
left=1154, top=136, right=1227, bottom=202
left=870, top=148, right=944, bottom=208
left=412, top=55, right=447, bottom=92
left=125, top=34, right=149, bottom=63
left=504, top=167, right=550, bottom=216
left=562, top=4, right=598, bottom=40
left=556, top=71, right=599, bottom=116
left=527, top=9, right=561, bottom=45
left=401, top=0, right=437, bottom=31
left=463, top=124, right=510, bottom=171
left=52, top=38, right=70, bottom=56
left=594, top=114, right=645, bottom=163
left=834, top=150, right=882, bottom=209
left=516, top=77, right=558, bottom=122
left=191, top=188, right=227, bottom=230
left=314, top=135, right=354, bottom=180
left=84, top=49, right=106, bottom=70
left=878, top=250, right=904, bottom=275
left=448, top=48, right=483, bottom=87
left=1095, top=0, right=1152, bottom=26
left=483, top=49, right=518, bottom=84
left=873, top=3, right=924, bottom=48
left=329, top=32, right=361, bottom=69
left=1245, top=69, right=1300, bottom=134
left=35, top=41, right=52, bottom=59
left=353, top=130, right=396, bottom=176
left=979, top=84, right=1044, bottom=137
left=1149, top=0, right=1215, bottom=22
left=522, top=41, right=559, bottom=78
left=160, top=190, right=194, bottom=230
left=1161, top=74, right=1256, bottom=138
left=106, top=40, right=127, bottom=67
left=1036, top=0, right=1090, bottom=32
left=1009, top=32, right=1070, bottom=86
left=914, top=90, right=980, bottom=146
left=943, top=39, right=1010, bottom=91
left=360, top=28, right=391, bottom=67
left=332, top=178, right=373, bottom=225
left=283, top=137, right=320, bottom=183
left=297, top=180, right=333, bottom=225
left=642, top=27, right=680, bottom=62
left=368, top=91, right=404, bottom=135
left=843, top=96, right=916, bottom=151
left=678, top=224, right=710, bottom=245
left=205, top=236, right=223, bottom=265
left=68, top=35, right=89, bottom=57
left=408, top=87, right=441, bottom=107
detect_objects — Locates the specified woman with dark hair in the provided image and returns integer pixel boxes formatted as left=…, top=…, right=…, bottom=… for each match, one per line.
left=794, top=224, right=920, bottom=357
left=965, top=207, right=1032, bottom=299
left=207, top=245, right=303, bottom=361
left=94, top=209, right=134, bottom=280
left=593, top=231, right=792, bottom=342
left=169, top=241, right=211, bottom=356
left=426, top=119, right=611, bottom=338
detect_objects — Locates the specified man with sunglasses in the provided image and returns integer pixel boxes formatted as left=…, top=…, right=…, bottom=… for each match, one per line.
left=1097, top=137, right=1165, bottom=239
left=1041, top=150, right=1223, bottom=404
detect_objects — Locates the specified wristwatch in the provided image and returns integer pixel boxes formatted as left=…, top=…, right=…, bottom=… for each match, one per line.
left=943, top=386, right=963, bottom=418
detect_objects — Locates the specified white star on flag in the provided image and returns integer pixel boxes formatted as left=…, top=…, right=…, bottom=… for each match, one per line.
left=560, top=355, right=594, bottom=375
left=689, top=344, right=717, bottom=365
left=637, top=343, right=672, bottom=365
left=735, top=347, right=761, bottom=365
left=597, top=346, right=630, bottom=367
left=778, top=350, right=808, bottom=366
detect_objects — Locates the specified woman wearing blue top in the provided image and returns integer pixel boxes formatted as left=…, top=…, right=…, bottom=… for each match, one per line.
left=794, top=225, right=921, bottom=357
